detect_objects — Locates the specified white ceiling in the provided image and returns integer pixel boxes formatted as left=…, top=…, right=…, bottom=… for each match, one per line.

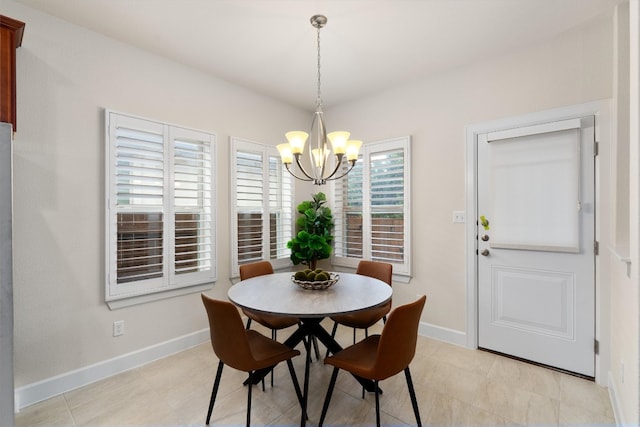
left=16, top=0, right=623, bottom=111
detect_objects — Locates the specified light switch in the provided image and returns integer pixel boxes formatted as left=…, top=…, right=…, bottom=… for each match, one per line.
left=452, top=211, right=465, bottom=223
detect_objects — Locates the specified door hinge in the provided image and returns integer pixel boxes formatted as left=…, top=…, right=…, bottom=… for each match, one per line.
left=594, top=141, right=599, bottom=156
left=594, top=339, right=599, bottom=355
left=594, top=241, right=599, bottom=255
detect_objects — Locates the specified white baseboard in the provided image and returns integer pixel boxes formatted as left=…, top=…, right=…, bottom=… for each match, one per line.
left=15, top=329, right=210, bottom=412
left=608, top=371, right=624, bottom=426
left=418, top=321, right=467, bottom=347
left=15, top=321, right=466, bottom=412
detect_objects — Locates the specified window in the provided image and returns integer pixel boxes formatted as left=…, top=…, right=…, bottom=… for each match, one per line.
left=332, top=136, right=411, bottom=278
left=105, top=111, right=216, bottom=303
left=231, top=138, right=294, bottom=277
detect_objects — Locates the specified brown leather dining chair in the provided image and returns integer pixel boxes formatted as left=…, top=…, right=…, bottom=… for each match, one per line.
left=318, top=295, right=426, bottom=427
left=201, top=294, right=304, bottom=426
left=327, top=260, right=393, bottom=351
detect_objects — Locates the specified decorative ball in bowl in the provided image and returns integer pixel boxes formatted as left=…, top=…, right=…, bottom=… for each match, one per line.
left=291, top=268, right=339, bottom=290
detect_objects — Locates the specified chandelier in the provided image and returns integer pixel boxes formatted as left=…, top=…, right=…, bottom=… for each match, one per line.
left=277, top=14, right=362, bottom=185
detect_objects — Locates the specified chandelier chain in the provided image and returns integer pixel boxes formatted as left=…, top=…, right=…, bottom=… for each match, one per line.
left=316, top=24, right=322, bottom=108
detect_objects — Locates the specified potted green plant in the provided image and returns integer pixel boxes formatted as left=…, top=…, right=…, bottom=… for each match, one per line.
left=287, top=192, right=334, bottom=270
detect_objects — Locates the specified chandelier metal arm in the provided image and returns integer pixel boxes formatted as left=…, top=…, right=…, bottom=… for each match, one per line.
left=321, top=153, right=346, bottom=181
left=326, top=159, right=358, bottom=182
left=284, top=162, right=313, bottom=182
left=291, top=154, right=316, bottom=181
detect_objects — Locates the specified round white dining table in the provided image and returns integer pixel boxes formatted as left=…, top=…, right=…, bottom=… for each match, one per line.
left=228, top=271, right=392, bottom=318
left=228, top=271, right=392, bottom=427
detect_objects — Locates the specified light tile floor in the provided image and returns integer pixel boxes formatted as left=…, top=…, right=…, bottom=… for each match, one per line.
left=16, top=321, right=615, bottom=426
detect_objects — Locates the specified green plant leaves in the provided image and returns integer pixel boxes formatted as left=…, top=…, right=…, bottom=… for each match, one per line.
left=287, top=192, right=335, bottom=266
left=297, top=200, right=313, bottom=214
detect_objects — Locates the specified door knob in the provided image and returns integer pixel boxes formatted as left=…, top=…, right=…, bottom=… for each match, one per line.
left=480, top=249, right=490, bottom=256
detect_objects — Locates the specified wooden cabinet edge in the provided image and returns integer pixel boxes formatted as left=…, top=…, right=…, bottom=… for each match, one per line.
left=0, top=15, right=25, bottom=132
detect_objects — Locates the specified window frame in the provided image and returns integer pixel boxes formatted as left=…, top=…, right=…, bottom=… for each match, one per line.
left=331, top=136, right=411, bottom=279
left=105, top=110, right=217, bottom=306
left=230, top=137, right=294, bottom=278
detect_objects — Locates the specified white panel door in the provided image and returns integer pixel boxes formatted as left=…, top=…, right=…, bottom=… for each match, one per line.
left=477, top=116, right=595, bottom=376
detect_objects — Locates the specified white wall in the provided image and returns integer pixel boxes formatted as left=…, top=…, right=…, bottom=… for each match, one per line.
left=608, top=1, right=640, bottom=424
left=4, top=0, right=309, bottom=389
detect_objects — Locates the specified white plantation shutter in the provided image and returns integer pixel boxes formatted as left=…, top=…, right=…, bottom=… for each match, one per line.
left=269, top=154, right=293, bottom=259
left=172, top=128, right=214, bottom=279
left=236, top=150, right=265, bottom=263
left=333, top=157, right=363, bottom=258
left=332, top=136, right=411, bottom=277
left=370, top=149, right=405, bottom=263
left=106, top=111, right=216, bottom=301
left=112, top=117, right=165, bottom=286
left=231, top=138, right=294, bottom=277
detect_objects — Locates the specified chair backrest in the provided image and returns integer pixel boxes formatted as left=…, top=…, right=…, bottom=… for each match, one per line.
left=356, top=260, right=392, bottom=287
left=373, top=295, right=426, bottom=380
left=201, top=294, right=255, bottom=371
left=239, top=260, right=274, bottom=281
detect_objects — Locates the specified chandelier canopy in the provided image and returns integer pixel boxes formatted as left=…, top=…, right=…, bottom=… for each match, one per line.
left=277, top=14, right=362, bottom=185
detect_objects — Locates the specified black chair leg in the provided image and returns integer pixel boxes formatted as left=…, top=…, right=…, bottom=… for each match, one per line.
left=405, top=367, right=422, bottom=426
left=374, top=379, right=381, bottom=427
left=246, top=371, right=253, bottom=427
left=206, top=361, right=224, bottom=425
left=318, top=367, right=339, bottom=427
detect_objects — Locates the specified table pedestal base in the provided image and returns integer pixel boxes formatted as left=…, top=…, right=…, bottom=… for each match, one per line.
left=245, top=318, right=382, bottom=427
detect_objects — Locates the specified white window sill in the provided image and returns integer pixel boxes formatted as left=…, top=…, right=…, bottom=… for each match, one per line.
left=106, top=283, right=214, bottom=310
left=330, top=262, right=412, bottom=284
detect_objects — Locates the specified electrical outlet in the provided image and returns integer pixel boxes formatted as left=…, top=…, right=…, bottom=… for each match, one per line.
left=452, top=211, right=466, bottom=223
left=113, top=320, right=124, bottom=337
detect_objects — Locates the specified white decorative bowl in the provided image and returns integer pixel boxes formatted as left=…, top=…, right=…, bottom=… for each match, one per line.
left=291, top=273, right=340, bottom=290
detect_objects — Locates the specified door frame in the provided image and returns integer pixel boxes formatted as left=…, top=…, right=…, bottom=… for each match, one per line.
left=464, top=100, right=612, bottom=385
